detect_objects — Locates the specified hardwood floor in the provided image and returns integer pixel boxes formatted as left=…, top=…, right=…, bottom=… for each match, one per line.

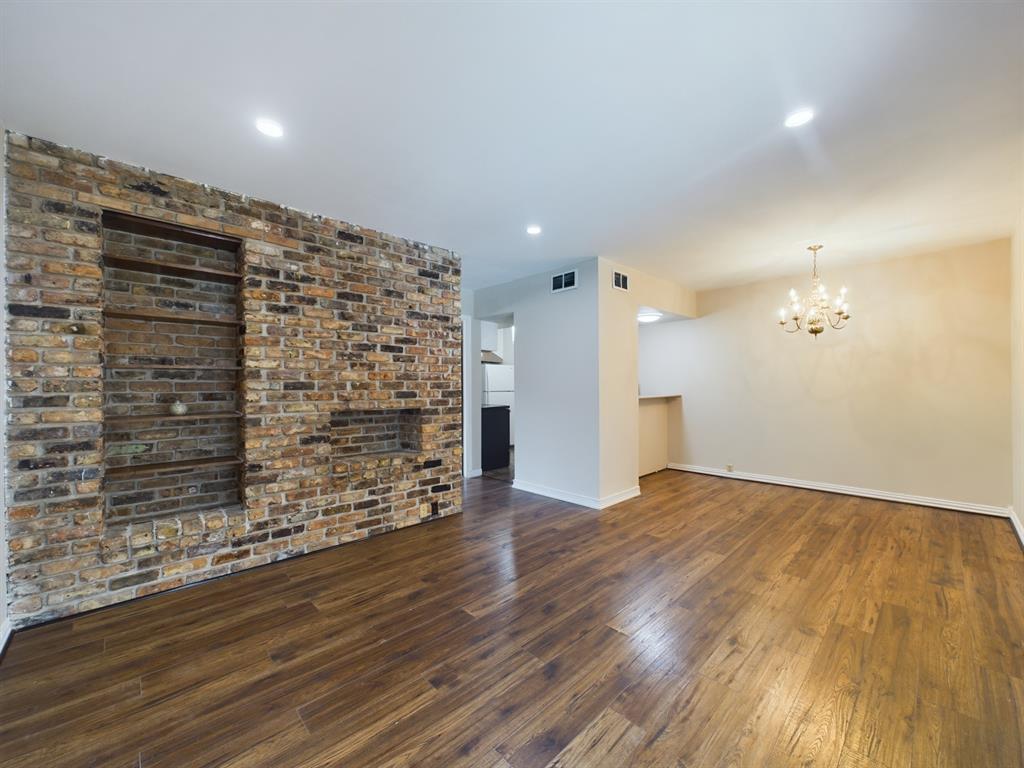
left=2, top=471, right=1023, bottom=767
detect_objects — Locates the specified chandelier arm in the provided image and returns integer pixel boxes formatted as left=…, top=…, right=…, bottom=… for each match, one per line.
left=776, top=246, right=851, bottom=337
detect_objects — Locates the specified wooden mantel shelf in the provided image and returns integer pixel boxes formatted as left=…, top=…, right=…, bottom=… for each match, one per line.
left=104, top=455, right=242, bottom=479
left=105, top=411, right=243, bottom=426
left=104, top=253, right=242, bottom=284
left=104, top=307, right=243, bottom=327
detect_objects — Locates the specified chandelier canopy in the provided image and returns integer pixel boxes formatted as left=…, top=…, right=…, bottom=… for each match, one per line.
left=778, top=245, right=850, bottom=337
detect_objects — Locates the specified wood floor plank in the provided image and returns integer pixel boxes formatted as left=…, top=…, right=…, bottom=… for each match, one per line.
left=844, top=603, right=919, bottom=768
left=500, top=635, right=663, bottom=768
left=1, top=471, right=1021, bottom=767
left=545, top=708, right=645, bottom=768
left=769, top=620, right=870, bottom=768
left=627, top=673, right=738, bottom=767
left=908, top=585, right=983, bottom=720
left=407, top=626, right=637, bottom=767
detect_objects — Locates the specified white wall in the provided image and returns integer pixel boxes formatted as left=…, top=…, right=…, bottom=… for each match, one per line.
left=640, top=240, right=1013, bottom=513
left=474, top=260, right=601, bottom=504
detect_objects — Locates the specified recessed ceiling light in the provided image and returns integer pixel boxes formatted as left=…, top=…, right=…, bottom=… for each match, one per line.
left=526, top=225, right=542, bottom=236
left=784, top=108, right=815, bottom=128
left=637, top=311, right=662, bottom=324
left=255, top=118, right=284, bottom=138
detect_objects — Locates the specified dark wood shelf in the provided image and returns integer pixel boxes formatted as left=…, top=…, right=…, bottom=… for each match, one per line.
left=104, top=253, right=241, bottom=284
left=103, top=210, right=243, bottom=251
left=104, top=307, right=242, bottom=327
left=105, top=455, right=242, bottom=479
left=106, top=411, right=242, bottom=426
left=105, top=363, right=241, bottom=371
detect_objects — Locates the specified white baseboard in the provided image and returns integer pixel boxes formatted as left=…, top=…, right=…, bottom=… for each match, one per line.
left=1010, top=506, right=1024, bottom=547
left=463, top=468, right=483, bottom=479
left=668, top=463, right=1011, bottom=518
left=513, top=479, right=598, bottom=507
left=0, top=617, right=11, bottom=656
left=512, top=479, right=640, bottom=510
left=598, top=485, right=642, bottom=509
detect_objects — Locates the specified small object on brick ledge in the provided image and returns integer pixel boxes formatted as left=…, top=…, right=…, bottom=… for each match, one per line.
left=170, top=400, right=188, bottom=416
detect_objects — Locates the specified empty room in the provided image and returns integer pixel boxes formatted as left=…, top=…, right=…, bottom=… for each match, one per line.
left=1, top=2, right=1023, bottom=766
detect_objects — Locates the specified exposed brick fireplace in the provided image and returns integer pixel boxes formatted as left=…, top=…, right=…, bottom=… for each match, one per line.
left=3, top=132, right=462, bottom=629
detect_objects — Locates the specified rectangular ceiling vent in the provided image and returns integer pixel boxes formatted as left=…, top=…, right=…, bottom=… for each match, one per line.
left=613, top=271, right=629, bottom=291
left=551, top=269, right=578, bottom=293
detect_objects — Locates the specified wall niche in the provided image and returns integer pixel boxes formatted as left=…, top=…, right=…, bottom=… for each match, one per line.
left=329, top=408, right=425, bottom=458
left=101, top=211, right=243, bottom=522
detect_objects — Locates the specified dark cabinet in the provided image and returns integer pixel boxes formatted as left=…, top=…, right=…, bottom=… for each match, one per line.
left=482, top=405, right=511, bottom=471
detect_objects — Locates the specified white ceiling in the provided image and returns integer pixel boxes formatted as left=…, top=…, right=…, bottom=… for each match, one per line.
left=1, top=2, right=1021, bottom=291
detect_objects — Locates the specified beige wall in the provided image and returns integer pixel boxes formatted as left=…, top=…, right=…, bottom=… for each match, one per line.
left=638, top=400, right=668, bottom=476
left=598, top=259, right=695, bottom=501
left=639, top=240, right=1012, bottom=510
left=638, top=396, right=683, bottom=476
left=1011, top=210, right=1024, bottom=537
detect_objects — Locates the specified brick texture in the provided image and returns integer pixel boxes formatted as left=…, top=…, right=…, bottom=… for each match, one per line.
left=4, top=132, right=462, bottom=629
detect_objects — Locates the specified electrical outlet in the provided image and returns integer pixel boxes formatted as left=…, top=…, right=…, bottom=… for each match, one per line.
left=726, top=464, right=734, bottom=472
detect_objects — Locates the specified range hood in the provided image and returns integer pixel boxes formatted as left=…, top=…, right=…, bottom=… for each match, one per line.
left=481, top=350, right=504, bottom=365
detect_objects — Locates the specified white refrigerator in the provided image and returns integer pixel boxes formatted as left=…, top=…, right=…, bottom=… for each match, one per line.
left=483, top=364, right=514, bottom=445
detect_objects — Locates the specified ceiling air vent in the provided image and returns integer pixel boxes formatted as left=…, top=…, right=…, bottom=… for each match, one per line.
left=613, top=271, right=629, bottom=291
left=551, top=269, right=578, bottom=293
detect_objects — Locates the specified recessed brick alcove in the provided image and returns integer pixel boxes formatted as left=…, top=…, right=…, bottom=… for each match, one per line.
left=330, top=408, right=424, bottom=458
left=4, top=132, right=462, bottom=629
left=101, top=213, right=243, bottom=522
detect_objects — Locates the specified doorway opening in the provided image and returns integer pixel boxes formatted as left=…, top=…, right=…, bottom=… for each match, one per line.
left=481, top=314, right=514, bottom=482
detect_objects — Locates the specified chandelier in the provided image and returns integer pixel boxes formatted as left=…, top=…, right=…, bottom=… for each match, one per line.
left=777, top=245, right=850, bottom=337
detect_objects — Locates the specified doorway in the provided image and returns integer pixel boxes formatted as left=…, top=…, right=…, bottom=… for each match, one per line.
left=481, top=315, right=514, bottom=482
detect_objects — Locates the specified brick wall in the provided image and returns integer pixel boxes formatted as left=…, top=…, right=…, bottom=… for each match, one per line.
left=4, top=132, right=462, bottom=629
